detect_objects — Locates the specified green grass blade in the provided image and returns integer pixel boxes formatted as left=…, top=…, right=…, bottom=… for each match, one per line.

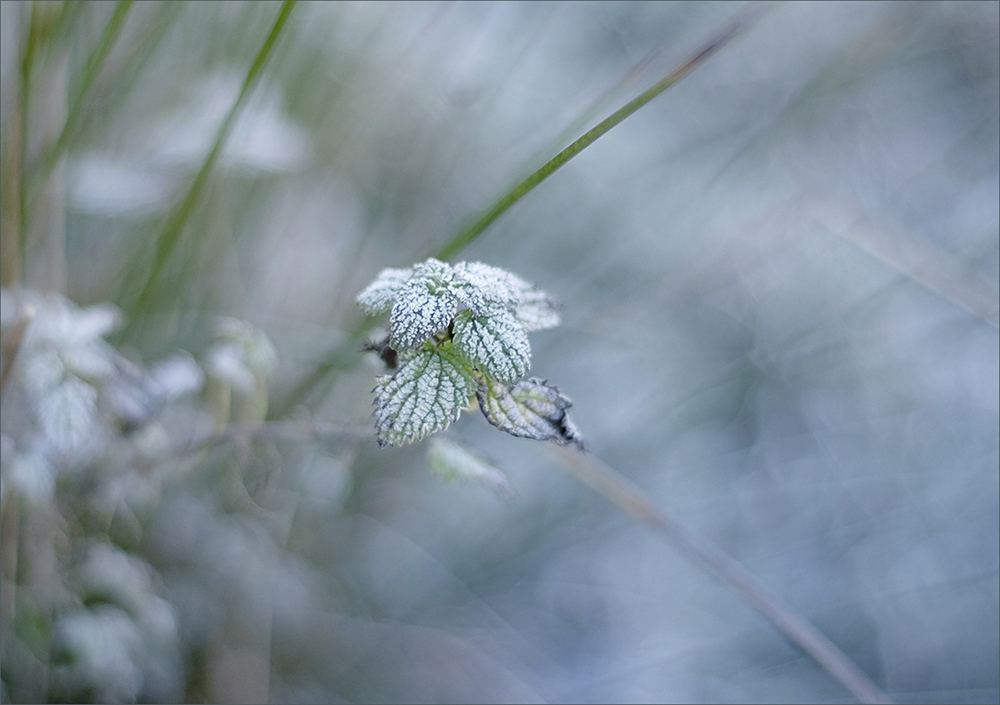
left=34, top=1, right=133, bottom=192
left=120, top=0, right=297, bottom=326
left=274, top=3, right=773, bottom=416
left=435, top=1, right=772, bottom=261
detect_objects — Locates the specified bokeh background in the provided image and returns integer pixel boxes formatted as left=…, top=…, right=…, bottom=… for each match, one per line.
left=1, top=1, right=998, bottom=703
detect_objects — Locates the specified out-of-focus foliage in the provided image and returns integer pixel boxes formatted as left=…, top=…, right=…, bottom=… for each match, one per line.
left=1, top=1, right=997, bottom=703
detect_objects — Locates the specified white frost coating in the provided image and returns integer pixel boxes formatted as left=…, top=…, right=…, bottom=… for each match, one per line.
left=389, top=278, right=460, bottom=351
left=373, top=344, right=476, bottom=446
left=453, top=262, right=522, bottom=311
left=358, top=258, right=581, bottom=447
left=359, top=258, right=560, bottom=352
left=356, top=266, right=413, bottom=315
left=453, top=308, right=530, bottom=384
left=477, top=376, right=585, bottom=449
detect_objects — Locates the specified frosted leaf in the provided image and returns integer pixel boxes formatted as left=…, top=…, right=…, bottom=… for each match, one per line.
left=453, top=261, right=522, bottom=312
left=51, top=606, right=144, bottom=704
left=514, top=287, right=561, bottom=331
left=453, top=308, right=531, bottom=383
left=101, top=355, right=168, bottom=432
left=427, top=436, right=515, bottom=499
left=453, top=262, right=559, bottom=330
left=357, top=259, right=579, bottom=448
left=38, top=377, right=100, bottom=455
left=411, top=257, right=453, bottom=283
left=356, top=266, right=413, bottom=315
left=477, top=376, right=585, bottom=449
left=8, top=449, right=56, bottom=503
left=389, top=275, right=460, bottom=351
left=373, top=343, right=476, bottom=446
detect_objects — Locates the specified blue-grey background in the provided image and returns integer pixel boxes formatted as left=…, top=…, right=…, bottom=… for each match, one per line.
left=1, top=2, right=997, bottom=703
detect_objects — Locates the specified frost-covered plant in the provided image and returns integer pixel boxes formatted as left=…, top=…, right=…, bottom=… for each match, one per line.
left=0, top=287, right=282, bottom=704
left=356, top=258, right=584, bottom=448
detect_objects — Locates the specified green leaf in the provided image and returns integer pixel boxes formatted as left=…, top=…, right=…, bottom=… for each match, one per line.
left=355, top=266, right=413, bottom=315
left=453, top=307, right=530, bottom=384
left=373, top=343, right=476, bottom=447
left=477, top=376, right=585, bottom=449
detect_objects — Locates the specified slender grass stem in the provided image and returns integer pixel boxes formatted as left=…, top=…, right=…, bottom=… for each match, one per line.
left=32, top=1, right=133, bottom=195
left=3, top=2, right=82, bottom=288
left=121, top=1, right=297, bottom=323
left=15, top=3, right=41, bottom=287
left=275, top=3, right=773, bottom=415
left=549, top=444, right=893, bottom=705
left=435, top=1, right=773, bottom=261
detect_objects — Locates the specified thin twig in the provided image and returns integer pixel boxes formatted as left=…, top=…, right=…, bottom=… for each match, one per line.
left=811, top=195, right=1000, bottom=329
left=548, top=444, right=893, bottom=705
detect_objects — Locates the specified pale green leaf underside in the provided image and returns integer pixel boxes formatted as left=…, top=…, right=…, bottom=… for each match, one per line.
left=374, top=343, right=476, bottom=446
left=477, top=376, right=585, bottom=448
left=453, top=308, right=530, bottom=384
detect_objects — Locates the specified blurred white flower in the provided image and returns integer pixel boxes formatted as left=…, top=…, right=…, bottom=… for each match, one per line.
left=50, top=606, right=145, bottom=704
left=67, top=151, right=179, bottom=217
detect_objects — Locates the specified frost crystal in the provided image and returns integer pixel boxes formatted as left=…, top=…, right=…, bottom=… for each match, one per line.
left=357, top=258, right=582, bottom=448
left=373, top=343, right=476, bottom=447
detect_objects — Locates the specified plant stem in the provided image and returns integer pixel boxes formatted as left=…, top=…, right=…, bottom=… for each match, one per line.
left=549, top=444, right=892, bottom=705
left=33, top=1, right=133, bottom=197
left=435, top=1, right=773, bottom=261
left=15, top=2, right=42, bottom=287
left=121, top=1, right=297, bottom=323
left=275, top=3, right=773, bottom=416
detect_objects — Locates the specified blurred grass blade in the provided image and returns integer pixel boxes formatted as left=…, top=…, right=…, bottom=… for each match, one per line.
left=549, top=444, right=893, bottom=705
left=435, top=1, right=774, bottom=261
left=34, top=1, right=133, bottom=194
left=276, top=2, right=774, bottom=415
left=815, top=197, right=1000, bottom=329
left=120, top=1, right=297, bottom=327
left=2, top=1, right=83, bottom=287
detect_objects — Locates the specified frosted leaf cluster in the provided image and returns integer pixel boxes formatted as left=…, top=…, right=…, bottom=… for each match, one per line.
left=357, top=258, right=584, bottom=448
